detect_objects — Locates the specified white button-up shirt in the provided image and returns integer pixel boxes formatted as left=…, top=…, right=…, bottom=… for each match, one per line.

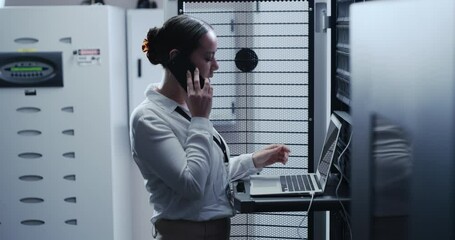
left=130, top=85, right=259, bottom=223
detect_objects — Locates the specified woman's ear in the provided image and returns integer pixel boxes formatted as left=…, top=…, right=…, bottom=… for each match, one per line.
left=169, top=49, right=180, bottom=60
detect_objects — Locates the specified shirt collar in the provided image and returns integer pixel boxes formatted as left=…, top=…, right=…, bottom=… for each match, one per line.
left=145, top=84, right=188, bottom=115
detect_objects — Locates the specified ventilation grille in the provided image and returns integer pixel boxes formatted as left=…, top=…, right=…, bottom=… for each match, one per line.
left=0, top=104, right=80, bottom=236
left=180, top=0, right=313, bottom=238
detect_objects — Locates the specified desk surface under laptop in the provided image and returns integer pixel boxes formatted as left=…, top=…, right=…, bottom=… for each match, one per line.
left=233, top=173, right=350, bottom=213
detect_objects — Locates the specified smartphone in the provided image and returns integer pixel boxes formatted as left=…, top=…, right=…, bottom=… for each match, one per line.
left=167, top=53, right=205, bottom=91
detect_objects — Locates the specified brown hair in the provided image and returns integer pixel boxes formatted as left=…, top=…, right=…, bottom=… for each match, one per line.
left=144, top=15, right=213, bottom=67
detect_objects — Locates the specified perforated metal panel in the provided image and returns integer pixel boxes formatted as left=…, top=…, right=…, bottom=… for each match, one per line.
left=179, top=0, right=313, bottom=239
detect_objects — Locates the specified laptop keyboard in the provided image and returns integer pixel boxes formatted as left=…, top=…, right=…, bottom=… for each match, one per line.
left=280, top=175, right=314, bottom=192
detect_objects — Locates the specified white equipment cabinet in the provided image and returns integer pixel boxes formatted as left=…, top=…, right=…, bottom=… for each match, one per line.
left=0, top=6, right=132, bottom=240
left=127, top=9, right=165, bottom=115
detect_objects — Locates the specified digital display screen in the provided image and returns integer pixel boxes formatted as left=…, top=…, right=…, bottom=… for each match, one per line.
left=11, top=66, right=43, bottom=72
left=0, top=51, right=63, bottom=87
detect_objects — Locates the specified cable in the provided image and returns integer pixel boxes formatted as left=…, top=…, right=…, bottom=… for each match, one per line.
left=335, top=132, right=353, bottom=240
left=336, top=130, right=352, bottom=185
left=333, top=162, right=350, bottom=184
left=297, top=191, right=315, bottom=239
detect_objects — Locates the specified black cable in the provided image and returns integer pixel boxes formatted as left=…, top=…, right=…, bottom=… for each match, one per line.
left=335, top=132, right=353, bottom=240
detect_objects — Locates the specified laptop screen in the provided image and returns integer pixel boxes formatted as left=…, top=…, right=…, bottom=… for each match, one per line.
left=316, top=114, right=342, bottom=184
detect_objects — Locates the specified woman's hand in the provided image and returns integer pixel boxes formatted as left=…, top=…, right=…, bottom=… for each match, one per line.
left=186, top=68, right=213, bottom=118
left=252, top=144, right=291, bottom=168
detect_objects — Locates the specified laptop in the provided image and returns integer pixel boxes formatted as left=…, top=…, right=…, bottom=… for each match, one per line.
left=249, top=114, right=342, bottom=196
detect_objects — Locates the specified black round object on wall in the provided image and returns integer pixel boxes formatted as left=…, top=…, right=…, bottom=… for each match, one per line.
left=235, top=48, right=258, bottom=73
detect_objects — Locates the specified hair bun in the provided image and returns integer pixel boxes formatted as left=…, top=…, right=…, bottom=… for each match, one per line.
left=145, top=27, right=162, bottom=65
left=142, top=39, right=149, bottom=53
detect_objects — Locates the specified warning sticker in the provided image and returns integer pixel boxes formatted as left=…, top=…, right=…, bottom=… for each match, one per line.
left=77, top=49, right=100, bottom=55
left=74, top=49, right=101, bottom=66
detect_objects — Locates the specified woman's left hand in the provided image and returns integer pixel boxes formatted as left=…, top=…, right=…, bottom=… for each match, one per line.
left=252, top=144, right=290, bottom=168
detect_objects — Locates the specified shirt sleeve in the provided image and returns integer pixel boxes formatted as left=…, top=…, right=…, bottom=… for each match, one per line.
left=131, top=112, right=214, bottom=200
left=228, top=153, right=261, bottom=181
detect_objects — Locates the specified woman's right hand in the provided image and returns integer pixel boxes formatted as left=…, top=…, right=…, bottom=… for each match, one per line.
left=186, top=68, right=213, bottom=118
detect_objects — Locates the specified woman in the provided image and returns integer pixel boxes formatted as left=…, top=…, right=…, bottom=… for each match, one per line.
left=129, top=14, right=290, bottom=240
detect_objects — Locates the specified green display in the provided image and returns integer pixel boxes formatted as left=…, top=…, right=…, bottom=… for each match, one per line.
left=11, top=66, right=43, bottom=72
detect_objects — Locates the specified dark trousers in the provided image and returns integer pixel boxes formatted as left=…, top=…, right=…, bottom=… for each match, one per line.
left=155, top=217, right=231, bottom=240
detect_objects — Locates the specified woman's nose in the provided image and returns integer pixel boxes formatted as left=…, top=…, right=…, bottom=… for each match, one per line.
left=212, top=58, right=219, bottom=71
